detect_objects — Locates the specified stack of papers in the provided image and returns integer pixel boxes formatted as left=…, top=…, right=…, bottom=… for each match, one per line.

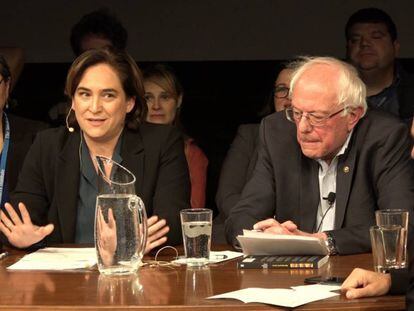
left=237, top=230, right=328, bottom=256
left=208, top=284, right=340, bottom=308
left=8, top=247, right=97, bottom=270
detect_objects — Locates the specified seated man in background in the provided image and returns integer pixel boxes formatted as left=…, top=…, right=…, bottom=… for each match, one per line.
left=225, top=56, right=414, bottom=255
left=345, top=7, right=414, bottom=123
left=49, top=8, right=128, bottom=126
left=69, top=8, right=128, bottom=57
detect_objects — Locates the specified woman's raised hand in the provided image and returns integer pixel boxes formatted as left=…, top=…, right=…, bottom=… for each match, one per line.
left=0, top=202, right=54, bottom=248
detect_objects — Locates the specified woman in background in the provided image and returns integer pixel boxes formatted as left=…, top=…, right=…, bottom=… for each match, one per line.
left=0, top=48, right=189, bottom=250
left=216, top=64, right=294, bottom=222
left=144, top=64, right=208, bottom=209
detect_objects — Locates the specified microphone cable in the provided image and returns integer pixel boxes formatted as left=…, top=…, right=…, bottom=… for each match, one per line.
left=315, top=192, right=336, bottom=233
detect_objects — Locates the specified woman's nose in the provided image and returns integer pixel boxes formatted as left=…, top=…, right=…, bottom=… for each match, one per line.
left=151, top=98, right=161, bottom=109
left=89, top=96, right=102, bottom=113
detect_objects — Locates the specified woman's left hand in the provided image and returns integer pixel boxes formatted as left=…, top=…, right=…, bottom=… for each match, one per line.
left=145, top=215, right=169, bottom=254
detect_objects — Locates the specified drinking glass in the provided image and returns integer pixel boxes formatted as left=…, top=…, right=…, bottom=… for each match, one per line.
left=95, top=156, right=147, bottom=275
left=180, top=209, right=212, bottom=267
left=375, top=209, right=408, bottom=268
left=370, top=225, right=404, bottom=273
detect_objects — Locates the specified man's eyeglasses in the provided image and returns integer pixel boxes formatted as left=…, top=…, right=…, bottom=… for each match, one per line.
left=285, top=106, right=346, bottom=127
left=274, top=85, right=289, bottom=99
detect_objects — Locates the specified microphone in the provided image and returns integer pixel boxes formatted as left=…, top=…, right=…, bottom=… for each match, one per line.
left=66, top=107, right=74, bottom=133
left=314, top=192, right=336, bottom=233
left=323, top=192, right=336, bottom=206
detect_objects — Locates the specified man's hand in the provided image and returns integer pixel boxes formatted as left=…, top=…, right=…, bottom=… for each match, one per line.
left=253, top=218, right=298, bottom=234
left=0, top=202, right=54, bottom=248
left=253, top=218, right=328, bottom=241
left=145, top=215, right=169, bottom=254
left=341, top=268, right=391, bottom=299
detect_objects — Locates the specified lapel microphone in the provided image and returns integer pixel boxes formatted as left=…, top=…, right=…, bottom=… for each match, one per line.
left=66, top=107, right=75, bottom=133
left=314, top=192, right=336, bottom=233
left=323, top=192, right=336, bottom=206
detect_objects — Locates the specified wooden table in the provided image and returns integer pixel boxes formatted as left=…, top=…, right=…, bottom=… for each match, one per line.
left=0, top=245, right=404, bottom=310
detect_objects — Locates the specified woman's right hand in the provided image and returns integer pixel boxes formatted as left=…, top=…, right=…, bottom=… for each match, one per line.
left=144, top=215, right=169, bottom=254
left=0, top=202, right=54, bottom=248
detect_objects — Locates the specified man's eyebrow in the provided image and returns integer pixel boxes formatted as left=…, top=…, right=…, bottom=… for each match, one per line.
left=371, top=30, right=386, bottom=35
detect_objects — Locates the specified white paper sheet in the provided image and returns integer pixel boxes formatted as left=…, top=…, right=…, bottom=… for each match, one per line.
left=207, top=284, right=339, bottom=308
left=172, top=250, right=243, bottom=265
left=7, top=247, right=97, bottom=270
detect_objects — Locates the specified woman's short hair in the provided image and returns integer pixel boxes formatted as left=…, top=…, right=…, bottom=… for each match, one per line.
left=143, top=63, right=183, bottom=124
left=65, top=47, right=146, bottom=130
left=289, top=56, right=367, bottom=115
left=143, top=64, right=183, bottom=100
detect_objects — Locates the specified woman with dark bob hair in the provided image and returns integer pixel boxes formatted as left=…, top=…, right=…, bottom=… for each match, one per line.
left=0, top=48, right=190, bottom=251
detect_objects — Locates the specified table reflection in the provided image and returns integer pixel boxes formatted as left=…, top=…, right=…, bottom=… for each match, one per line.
left=139, top=267, right=178, bottom=304
left=184, top=266, right=213, bottom=304
left=0, top=270, right=55, bottom=305
left=97, top=274, right=143, bottom=305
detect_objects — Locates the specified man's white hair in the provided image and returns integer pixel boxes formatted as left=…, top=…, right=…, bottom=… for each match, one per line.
left=289, top=56, right=367, bottom=115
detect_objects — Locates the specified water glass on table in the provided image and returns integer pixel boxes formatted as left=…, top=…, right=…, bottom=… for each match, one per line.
left=180, top=209, right=212, bottom=267
left=375, top=209, right=408, bottom=269
left=370, top=225, right=405, bottom=273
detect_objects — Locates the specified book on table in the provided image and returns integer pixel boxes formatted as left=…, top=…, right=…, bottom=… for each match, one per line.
left=237, top=254, right=329, bottom=269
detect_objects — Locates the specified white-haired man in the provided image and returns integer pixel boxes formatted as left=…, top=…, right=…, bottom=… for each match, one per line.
left=225, top=56, right=414, bottom=255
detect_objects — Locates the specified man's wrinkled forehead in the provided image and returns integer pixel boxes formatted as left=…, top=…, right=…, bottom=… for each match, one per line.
left=347, top=22, right=391, bottom=37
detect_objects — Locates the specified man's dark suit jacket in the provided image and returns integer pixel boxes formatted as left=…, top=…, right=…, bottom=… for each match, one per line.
left=225, top=110, right=414, bottom=254
left=7, top=114, right=48, bottom=192
left=10, top=124, right=190, bottom=246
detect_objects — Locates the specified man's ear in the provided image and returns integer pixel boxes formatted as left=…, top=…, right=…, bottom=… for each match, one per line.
left=347, top=106, right=364, bottom=131
left=393, top=40, right=400, bottom=57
